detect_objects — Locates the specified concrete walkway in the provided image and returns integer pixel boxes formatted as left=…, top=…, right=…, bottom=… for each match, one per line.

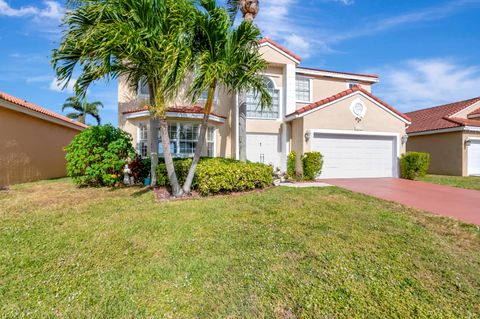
left=322, top=178, right=480, bottom=226
left=280, top=182, right=332, bottom=188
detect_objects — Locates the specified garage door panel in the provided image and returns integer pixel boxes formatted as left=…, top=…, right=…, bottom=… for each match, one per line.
left=468, top=140, right=480, bottom=176
left=312, top=133, right=396, bottom=179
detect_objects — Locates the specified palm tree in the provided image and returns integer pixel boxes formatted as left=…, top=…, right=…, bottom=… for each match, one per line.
left=226, top=0, right=260, bottom=162
left=62, top=95, right=103, bottom=124
left=226, top=0, right=259, bottom=21
left=181, top=0, right=271, bottom=193
left=52, top=0, right=196, bottom=196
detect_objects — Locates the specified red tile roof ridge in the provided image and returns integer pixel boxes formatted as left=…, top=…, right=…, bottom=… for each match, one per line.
left=259, top=37, right=302, bottom=62
left=0, top=91, right=88, bottom=129
left=288, top=85, right=411, bottom=122
left=405, top=96, right=480, bottom=117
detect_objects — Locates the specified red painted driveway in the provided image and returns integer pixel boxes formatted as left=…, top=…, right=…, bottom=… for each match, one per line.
left=322, top=178, right=480, bottom=225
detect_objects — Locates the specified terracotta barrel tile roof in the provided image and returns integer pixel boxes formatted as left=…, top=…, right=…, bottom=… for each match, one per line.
left=405, top=97, right=480, bottom=133
left=123, top=105, right=227, bottom=119
left=287, top=85, right=411, bottom=122
left=0, top=91, right=88, bottom=129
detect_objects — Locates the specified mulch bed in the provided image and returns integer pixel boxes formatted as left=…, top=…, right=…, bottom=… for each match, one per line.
left=152, top=186, right=273, bottom=202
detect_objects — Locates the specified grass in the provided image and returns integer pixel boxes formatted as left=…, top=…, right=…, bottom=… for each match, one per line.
left=1, top=179, right=479, bottom=318
left=419, top=174, right=480, bottom=191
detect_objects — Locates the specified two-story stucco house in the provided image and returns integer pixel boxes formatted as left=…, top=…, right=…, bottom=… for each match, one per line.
left=118, top=37, right=411, bottom=179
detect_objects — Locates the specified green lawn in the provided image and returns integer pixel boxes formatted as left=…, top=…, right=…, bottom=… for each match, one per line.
left=419, top=174, right=480, bottom=191
left=1, top=179, right=479, bottom=318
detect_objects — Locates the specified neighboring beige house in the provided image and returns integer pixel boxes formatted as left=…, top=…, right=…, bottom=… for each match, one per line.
left=0, top=91, right=87, bottom=187
left=118, top=37, right=411, bottom=178
left=406, top=97, right=480, bottom=176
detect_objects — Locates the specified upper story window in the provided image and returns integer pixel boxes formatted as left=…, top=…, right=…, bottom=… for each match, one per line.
left=296, top=77, right=311, bottom=102
left=138, top=76, right=149, bottom=96
left=138, top=123, right=148, bottom=157
left=246, top=77, right=280, bottom=119
left=347, top=81, right=359, bottom=90
left=199, top=88, right=219, bottom=102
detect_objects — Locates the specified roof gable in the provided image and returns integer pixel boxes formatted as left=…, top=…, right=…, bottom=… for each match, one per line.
left=406, top=97, right=480, bottom=133
left=0, top=91, right=87, bottom=130
left=286, top=86, right=411, bottom=124
left=259, top=37, right=301, bottom=64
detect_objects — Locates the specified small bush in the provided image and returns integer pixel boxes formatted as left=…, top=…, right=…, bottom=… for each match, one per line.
left=400, top=152, right=430, bottom=180
left=129, top=156, right=151, bottom=183
left=65, top=125, right=135, bottom=186
left=301, top=152, right=323, bottom=181
left=156, top=158, right=273, bottom=195
left=287, top=151, right=296, bottom=178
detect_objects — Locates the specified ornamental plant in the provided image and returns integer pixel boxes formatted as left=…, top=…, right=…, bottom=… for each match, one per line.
left=301, top=152, right=323, bottom=181
left=287, top=151, right=296, bottom=179
left=65, top=125, right=135, bottom=186
left=400, top=152, right=430, bottom=180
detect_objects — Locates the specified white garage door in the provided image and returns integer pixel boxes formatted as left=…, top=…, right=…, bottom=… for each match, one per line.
left=311, top=132, right=397, bottom=179
left=247, top=133, right=281, bottom=169
left=468, top=140, right=480, bottom=176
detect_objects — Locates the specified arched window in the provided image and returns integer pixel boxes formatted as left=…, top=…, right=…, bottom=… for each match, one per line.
left=246, top=77, right=280, bottom=119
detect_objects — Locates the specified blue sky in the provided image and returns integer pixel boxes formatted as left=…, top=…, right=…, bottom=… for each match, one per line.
left=0, top=0, right=479, bottom=126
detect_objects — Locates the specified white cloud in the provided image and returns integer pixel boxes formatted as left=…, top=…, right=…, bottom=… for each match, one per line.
left=0, top=0, right=63, bottom=20
left=49, top=77, right=76, bottom=93
left=371, top=59, right=480, bottom=112
left=284, top=34, right=311, bottom=58
left=325, top=0, right=355, bottom=5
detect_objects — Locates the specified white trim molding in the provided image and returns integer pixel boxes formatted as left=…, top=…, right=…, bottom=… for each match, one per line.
left=285, top=90, right=411, bottom=125
left=296, top=67, right=379, bottom=84
left=124, top=110, right=226, bottom=124
left=408, top=126, right=480, bottom=136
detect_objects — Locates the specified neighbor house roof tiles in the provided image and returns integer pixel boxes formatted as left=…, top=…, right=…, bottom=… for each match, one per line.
left=0, top=91, right=88, bottom=129
left=123, top=105, right=227, bottom=119
left=286, top=85, right=411, bottom=122
left=405, top=97, right=480, bottom=133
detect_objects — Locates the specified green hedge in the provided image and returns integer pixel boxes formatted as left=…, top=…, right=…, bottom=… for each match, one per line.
left=400, top=152, right=430, bottom=180
left=65, top=125, right=135, bottom=186
left=287, top=151, right=296, bottom=178
left=301, top=152, right=323, bottom=181
left=157, top=158, right=273, bottom=195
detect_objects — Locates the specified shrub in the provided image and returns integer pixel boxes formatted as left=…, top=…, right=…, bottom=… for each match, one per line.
left=129, top=156, right=151, bottom=183
left=301, top=152, right=323, bottom=181
left=156, top=158, right=273, bottom=195
left=400, top=152, right=430, bottom=180
left=65, top=125, right=135, bottom=186
left=287, top=151, right=296, bottom=178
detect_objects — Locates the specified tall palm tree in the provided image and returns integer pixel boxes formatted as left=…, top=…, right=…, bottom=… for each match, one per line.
left=62, top=95, right=103, bottom=124
left=181, top=0, right=270, bottom=193
left=226, top=0, right=259, bottom=22
left=226, top=0, right=260, bottom=162
left=52, top=0, right=196, bottom=196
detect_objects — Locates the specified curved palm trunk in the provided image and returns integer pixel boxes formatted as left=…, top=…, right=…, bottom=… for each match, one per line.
left=182, top=85, right=215, bottom=193
left=148, top=83, right=182, bottom=196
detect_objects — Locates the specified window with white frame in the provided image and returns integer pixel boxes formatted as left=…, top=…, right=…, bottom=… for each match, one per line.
left=199, top=88, right=219, bottom=102
left=157, top=123, right=215, bottom=158
left=138, top=76, right=149, bottom=96
left=347, top=81, right=359, bottom=89
left=246, top=77, right=280, bottom=119
left=138, top=123, right=148, bottom=157
left=296, top=77, right=311, bottom=102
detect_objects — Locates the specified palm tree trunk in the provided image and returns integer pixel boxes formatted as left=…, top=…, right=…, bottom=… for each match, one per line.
left=182, top=85, right=215, bottom=193
left=148, top=83, right=182, bottom=196
left=159, top=118, right=183, bottom=196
